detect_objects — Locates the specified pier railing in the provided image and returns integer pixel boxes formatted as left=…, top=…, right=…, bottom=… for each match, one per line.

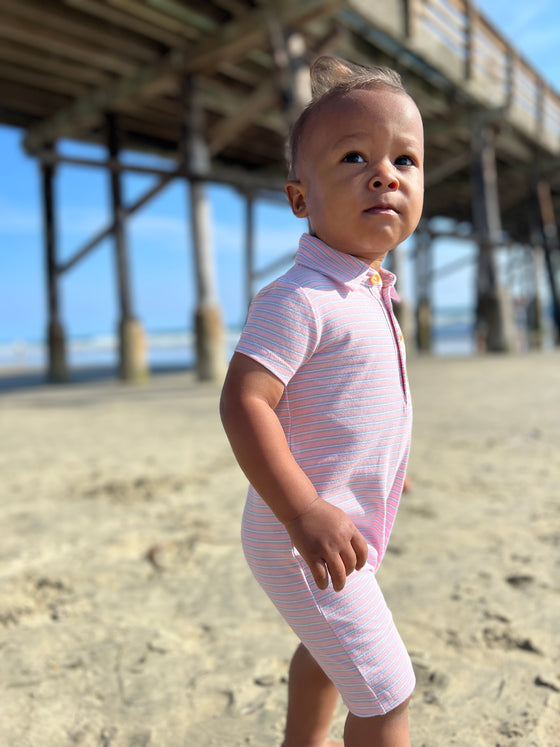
left=351, top=0, right=560, bottom=153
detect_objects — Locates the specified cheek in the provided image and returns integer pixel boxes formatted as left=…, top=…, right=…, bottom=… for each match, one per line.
left=305, top=190, right=329, bottom=221
left=416, top=191, right=425, bottom=218
left=409, top=181, right=424, bottom=217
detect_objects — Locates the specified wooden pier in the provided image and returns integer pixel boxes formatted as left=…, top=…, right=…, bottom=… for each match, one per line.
left=1, top=0, right=559, bottom=379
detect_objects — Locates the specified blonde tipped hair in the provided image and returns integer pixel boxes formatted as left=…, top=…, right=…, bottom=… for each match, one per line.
left=309, top=56, right=404, bottom=99
left=287, top=56, right=408, bottom=180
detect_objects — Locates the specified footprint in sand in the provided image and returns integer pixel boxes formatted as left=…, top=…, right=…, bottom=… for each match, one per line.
left=411, top=655, right=449, bottom=705
left=482, top=624, right=542, bottom=655
left=505, top=573, right=535, bottom=590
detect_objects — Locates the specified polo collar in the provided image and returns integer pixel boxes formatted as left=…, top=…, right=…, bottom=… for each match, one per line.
left=295, top=233, right=397, bottom=292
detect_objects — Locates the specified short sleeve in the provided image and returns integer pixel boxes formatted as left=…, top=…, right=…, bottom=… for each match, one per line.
left=235, top=280, right=319, bottom=385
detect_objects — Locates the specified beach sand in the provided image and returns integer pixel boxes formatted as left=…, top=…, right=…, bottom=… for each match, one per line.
left=0, top=352, right=559, bottom=746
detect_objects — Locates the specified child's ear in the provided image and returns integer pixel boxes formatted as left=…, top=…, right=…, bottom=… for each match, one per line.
left=285, top=181, right=309, bottom=218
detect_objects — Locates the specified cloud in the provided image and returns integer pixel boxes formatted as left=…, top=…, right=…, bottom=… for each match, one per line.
left=213, top=218, right=300, bottom=259
left=128, top=212, right=189, bottom=243
left=59, top=205, right=110, bottom=237
left=0, top=196, right=41, bottom=235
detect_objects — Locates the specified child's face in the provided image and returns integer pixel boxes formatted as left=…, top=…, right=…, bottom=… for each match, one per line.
left=286, top=87, right=424, bottom=269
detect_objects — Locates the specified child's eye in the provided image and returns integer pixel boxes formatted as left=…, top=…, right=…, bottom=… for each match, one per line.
left=395, top=155, right=415, bottom=166
left=342, top=152, right=365, bottom=163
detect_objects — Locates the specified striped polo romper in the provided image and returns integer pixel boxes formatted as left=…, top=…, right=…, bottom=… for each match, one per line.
left=236, top=233, right=415, bottom=716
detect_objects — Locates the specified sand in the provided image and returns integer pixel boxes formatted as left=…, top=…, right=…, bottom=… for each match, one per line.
left=0, top=352, right=559, bottom=746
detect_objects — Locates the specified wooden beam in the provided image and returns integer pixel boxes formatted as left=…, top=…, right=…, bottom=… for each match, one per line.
left=471, top=122, right=517, bottom=352
left=57, top=171, right=177, bottom=275
left=424, top=151, right=470, bottom=188
left=107, top=113, right=133, bottom=320
left=145, top=0, right=221, bottom=32
left=65, top=0, right=189, bottom=46
left=265, top=7, right=311, bottom=127
left=39, top=150, right=286, bottom=193
left=106, top=0, right=202, bottom=39
left=536, top=180, right=560, bottom=343
left=0, top=81, right=70, bottom=119
left=213, top=0, right=249, bottom=16
left=423, top=107, right=508, bottom=139
left=54, top=162, right=286, bottom=279
left=414, top=225, right=433, bottom=352
left=0, top=0, right=160, bottom=62
left=23, top=0, right=345, bottom=154
left=245, top=193, right=256, bottom=309
left=208, top=80, right=278, bottom=156
left=182, top=76, right=217, bottom=305
left=106, top=111, right=149, bottom=380
left=201, top=77, right=286, bottom=135
left=42, top=152, right=59, bottom=324
left=0, top=38, right=111, bottom=88
left=0, top=61, right=89, bottom=99
left=41, top=147, right=68, bottom=381
left=0, top=16, right=139, bottom=77
left=182, top=75, right=226, bottom=381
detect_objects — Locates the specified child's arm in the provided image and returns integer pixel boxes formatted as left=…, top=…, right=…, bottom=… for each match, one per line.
left=220, top=352, right=368, bottom=592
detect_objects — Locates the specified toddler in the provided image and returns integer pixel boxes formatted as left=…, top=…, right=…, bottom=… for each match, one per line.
left=220, top=55, right=424, bottom=747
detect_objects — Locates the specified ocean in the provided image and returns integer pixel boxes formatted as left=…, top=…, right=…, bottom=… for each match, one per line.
left=0, top=308, right=478, bottom=372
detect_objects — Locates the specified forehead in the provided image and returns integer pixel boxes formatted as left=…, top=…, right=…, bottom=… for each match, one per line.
left=300, top=87, right=423, bottom=156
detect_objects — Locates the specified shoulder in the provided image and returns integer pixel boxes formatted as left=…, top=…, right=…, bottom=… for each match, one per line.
left=255, top=264, right=346, bottom=309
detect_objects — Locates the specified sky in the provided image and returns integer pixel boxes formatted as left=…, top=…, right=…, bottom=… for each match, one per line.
left=1, top=0, right=559, bottom=360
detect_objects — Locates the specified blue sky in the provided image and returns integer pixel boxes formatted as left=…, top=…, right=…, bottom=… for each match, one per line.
left=1, top=0, right=559, bottom=352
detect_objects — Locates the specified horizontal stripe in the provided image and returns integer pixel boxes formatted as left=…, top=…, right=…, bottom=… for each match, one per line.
left=237, top=234, right=414, bottom=715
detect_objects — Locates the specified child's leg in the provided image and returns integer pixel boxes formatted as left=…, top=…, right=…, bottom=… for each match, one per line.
left=344, top=697, right=411, bottom=747
left=283, top=643, right=342, bottom=747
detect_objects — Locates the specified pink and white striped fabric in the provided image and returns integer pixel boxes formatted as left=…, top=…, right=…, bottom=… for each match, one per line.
left=236, top=233, right=415, bottom=716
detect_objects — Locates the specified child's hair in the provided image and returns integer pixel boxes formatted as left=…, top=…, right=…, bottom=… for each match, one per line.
left=287, top=56, right=408, bottom=180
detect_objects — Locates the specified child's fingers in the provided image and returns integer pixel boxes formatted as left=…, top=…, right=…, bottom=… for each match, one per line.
left=310, top=559, right=329, bottom=590
left=351, top=531, right=369, bottom=570
left=339, top=545, right=359, bottom=576
left=325, top=556, right=348, bottom=592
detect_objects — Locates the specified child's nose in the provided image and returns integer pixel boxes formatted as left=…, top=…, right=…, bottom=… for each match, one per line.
left=369, top=163, right=399, bottom=190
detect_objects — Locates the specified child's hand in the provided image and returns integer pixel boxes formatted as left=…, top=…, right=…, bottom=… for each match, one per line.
left=284, top=499, right=368, bottom=592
